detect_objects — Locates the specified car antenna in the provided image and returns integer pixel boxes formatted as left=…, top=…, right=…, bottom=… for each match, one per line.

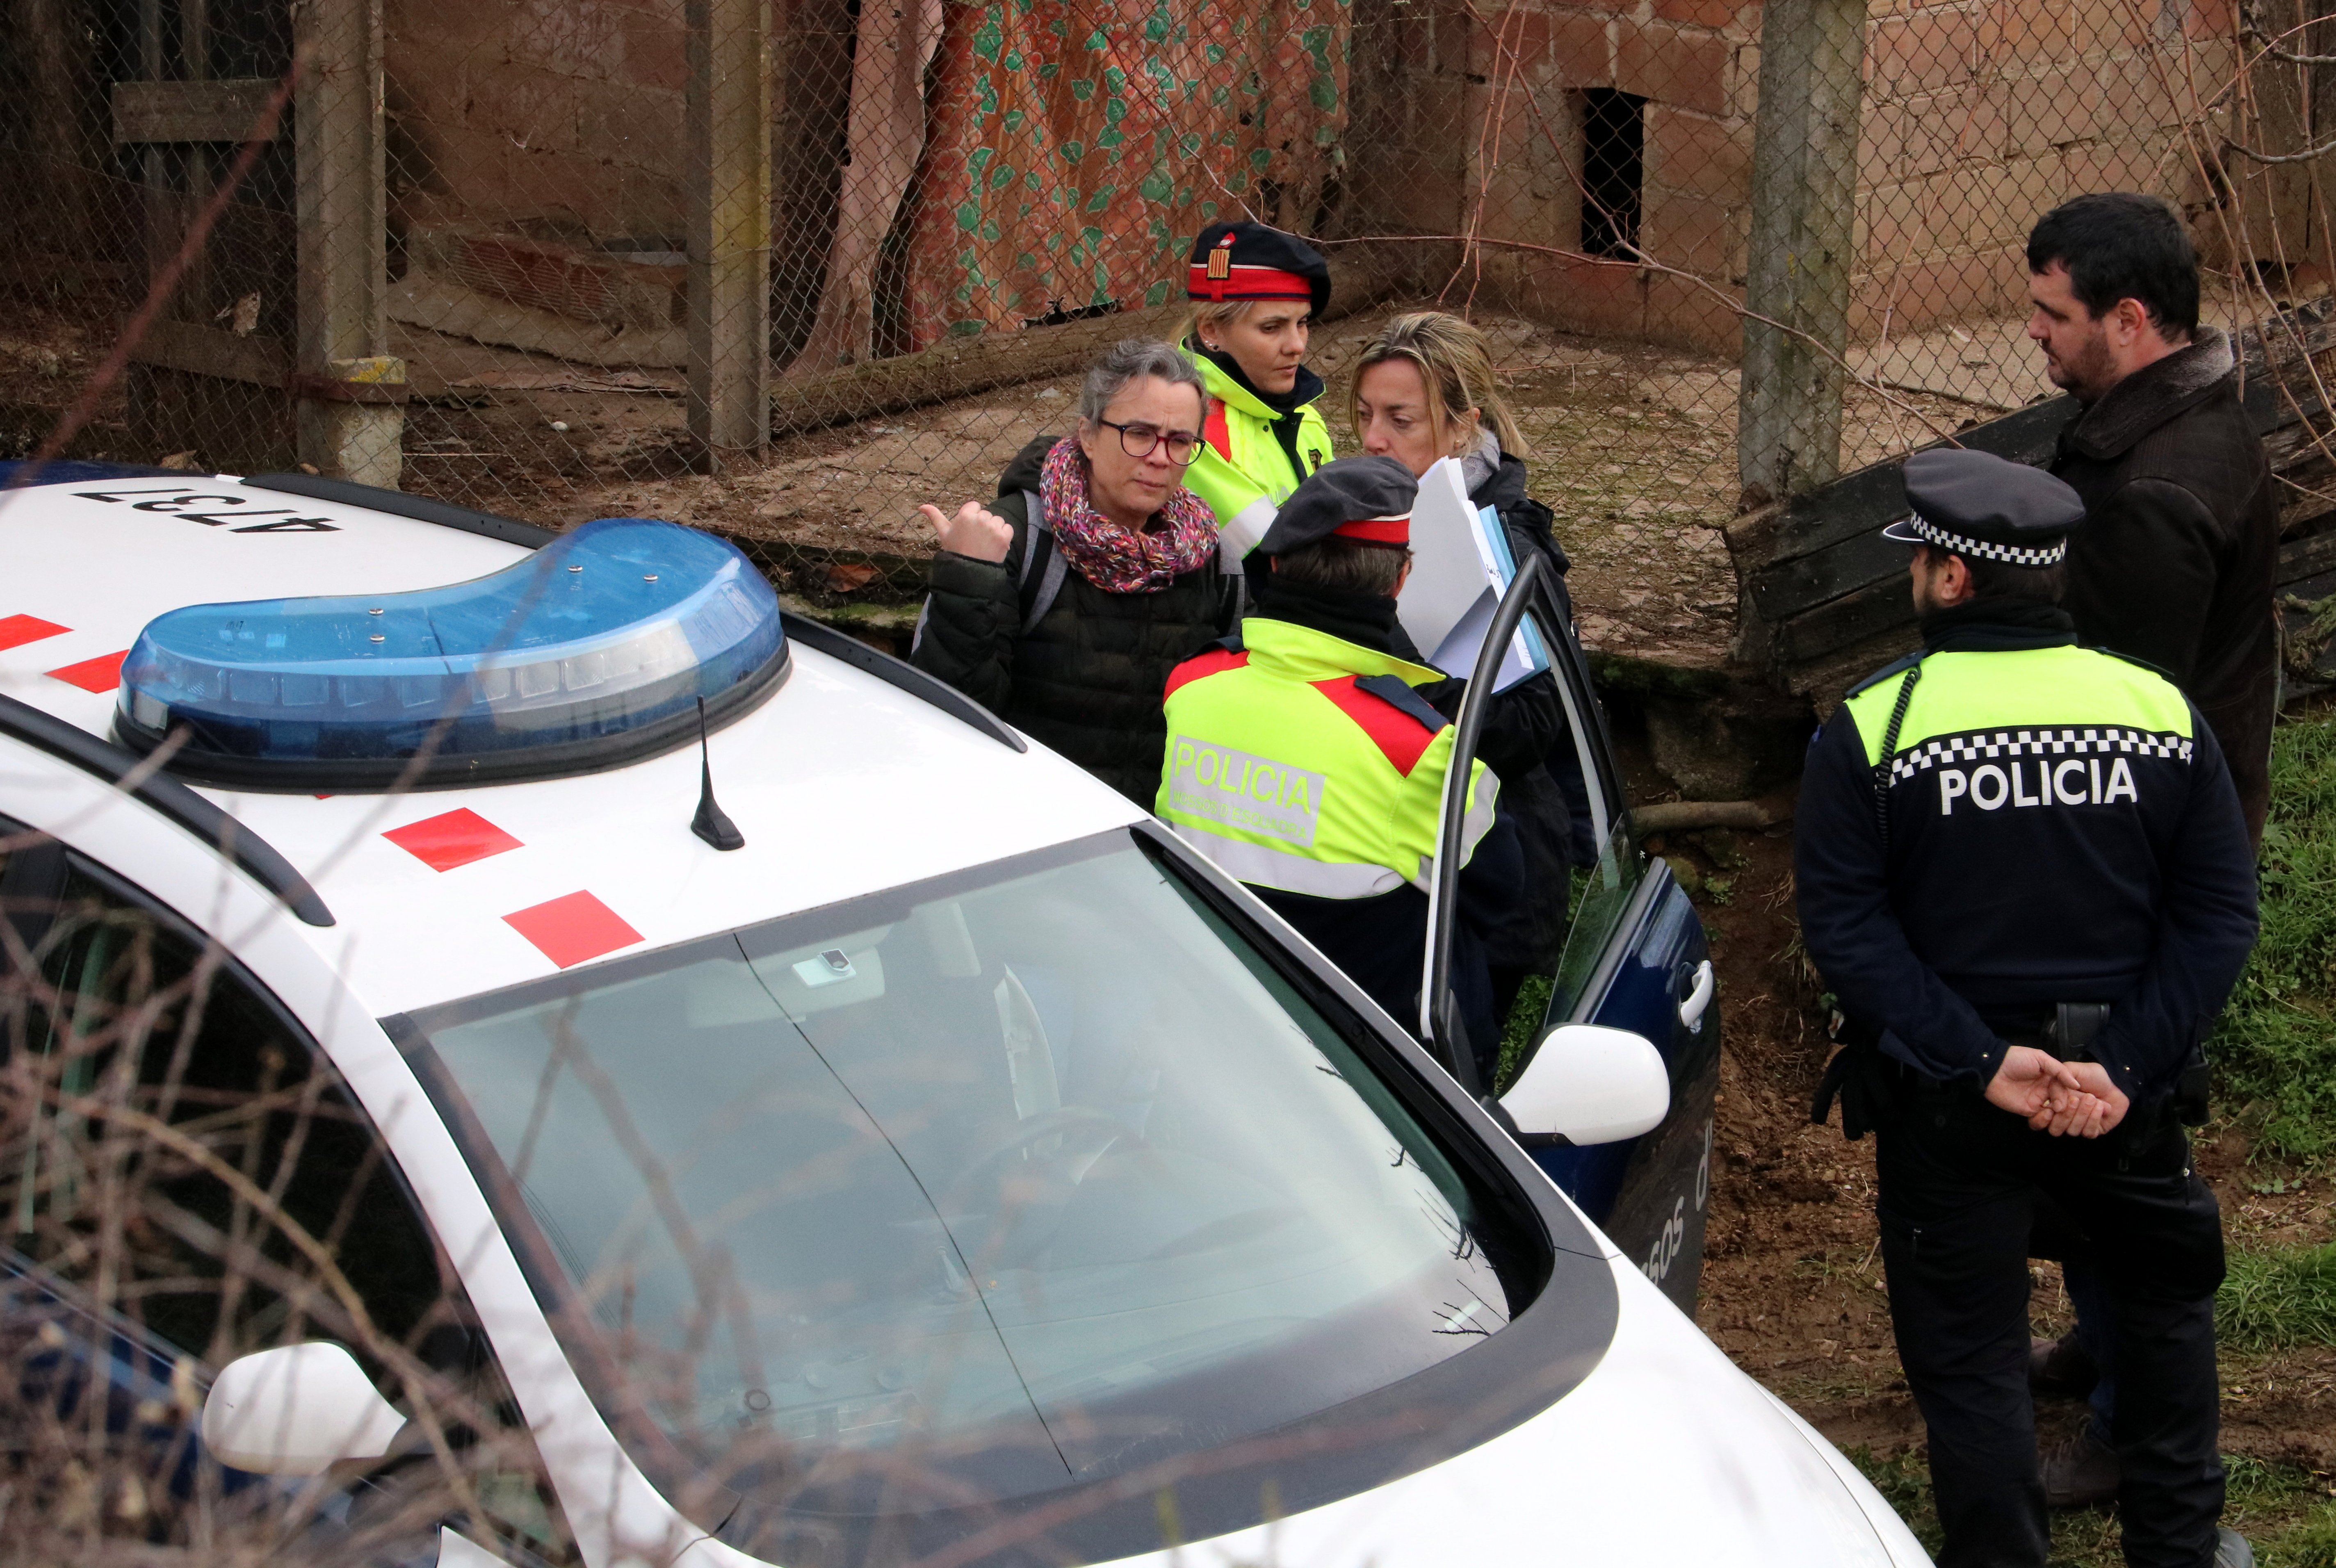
left=690, top=697, right=745, bottom=851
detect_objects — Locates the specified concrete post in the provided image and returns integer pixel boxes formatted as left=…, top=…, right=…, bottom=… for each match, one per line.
left=687, top=0, right=775, bottom=464
left=293, top=0, right=402, bottom=487
left=1736, top=0, right=1866, bottom=504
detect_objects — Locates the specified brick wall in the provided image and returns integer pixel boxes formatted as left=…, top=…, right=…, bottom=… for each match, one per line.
left=1346, top=0, right=2217, bottom=355
left=1849, top=0, right=2206, bottom=340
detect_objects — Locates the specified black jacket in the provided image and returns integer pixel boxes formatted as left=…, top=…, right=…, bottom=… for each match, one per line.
left=911, top=436, right=1238, bottom=805
left=2051, top=327, right=2279, bottom=843
left=1467, top=452, right=1596, bottom=975
left=1794, top=601, right=2258, bottom=1105
left=1234, top=576, right=1527, bottom=1087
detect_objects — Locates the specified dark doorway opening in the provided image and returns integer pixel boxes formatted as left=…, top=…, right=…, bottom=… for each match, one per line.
left=1579, top=89, right=1646, bottom=259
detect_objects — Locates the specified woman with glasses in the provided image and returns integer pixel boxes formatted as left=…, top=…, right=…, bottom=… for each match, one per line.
left=911, top=338, right=1234, bottom=805
left=1179, top=222, right=1336, bottom=564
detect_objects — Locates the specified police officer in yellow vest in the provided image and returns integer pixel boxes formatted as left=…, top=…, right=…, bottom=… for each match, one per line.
left=1179, top=222, right=1335, bottom=567
left=1157, top=456, right=1522, bottom=1083
left=1796, top=448, right=2259, bottom=1568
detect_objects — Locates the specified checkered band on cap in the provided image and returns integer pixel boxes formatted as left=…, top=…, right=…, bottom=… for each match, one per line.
left=1904, top=514, right=2068, bottom=567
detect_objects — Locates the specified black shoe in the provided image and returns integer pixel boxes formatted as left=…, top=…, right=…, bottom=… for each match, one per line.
left=2216, top=1527, right=2255, bottom=1568
left=2041, top=1427, right=2119, bottom=1509
left=2029, top=1330, right=2099, bottom=1399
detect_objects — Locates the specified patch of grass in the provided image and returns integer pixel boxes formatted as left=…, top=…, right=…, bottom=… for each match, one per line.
left=2217, top=1243, right=2336, bottom=1351
left=1850, top=1447, right=2336, bottom=1567
left=2212, top=716, right=2336, bottom=1160
left=1844, top=1445, right=1941, bottom=1557
left=1495, top=973, right=1554, bottom=1090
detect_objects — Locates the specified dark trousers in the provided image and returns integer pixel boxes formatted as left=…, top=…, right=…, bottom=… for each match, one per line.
left=1875, top=1089, right=2225, bottom=1568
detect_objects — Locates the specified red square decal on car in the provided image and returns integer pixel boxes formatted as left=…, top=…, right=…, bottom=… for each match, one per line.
left=503, top=891, right=642, bottom=969
left=383, top=808, right=524, bottom=873
left=0, top=615, right=69, bottom=652
left=45, top=650, right=131, bottom=693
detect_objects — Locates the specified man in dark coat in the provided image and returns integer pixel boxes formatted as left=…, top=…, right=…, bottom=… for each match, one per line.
left=2028, top=193, right=2279, bottom=846
left=2023, top=193, right=2279, bottom=1520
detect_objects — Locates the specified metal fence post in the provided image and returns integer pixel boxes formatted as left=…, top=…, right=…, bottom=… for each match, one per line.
left=688, top=0, right=775, bottom=464
left=1736, top=0, right=1866, bottom=505
left=293, top=0, right=402, bottom=487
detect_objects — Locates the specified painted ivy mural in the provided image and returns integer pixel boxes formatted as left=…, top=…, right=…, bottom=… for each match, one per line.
left=900, top=0, right=1353, bottom=349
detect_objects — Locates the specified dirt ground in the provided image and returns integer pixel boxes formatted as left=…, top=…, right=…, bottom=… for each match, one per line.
left=1646, top=782, right=2336, bottom=1556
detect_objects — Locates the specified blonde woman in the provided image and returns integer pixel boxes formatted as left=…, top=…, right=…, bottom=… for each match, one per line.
left=1178, top=222, right=1335, bottom=564
left=1350, top=310, right=1571, bottom=585
left=1350, top=310, right=1590, bottom=1024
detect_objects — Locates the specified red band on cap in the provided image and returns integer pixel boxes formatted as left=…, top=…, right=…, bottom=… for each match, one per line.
left=1185, top=263, right=1314, bottom=303
left=1331, top=515, right=1411, bottom=545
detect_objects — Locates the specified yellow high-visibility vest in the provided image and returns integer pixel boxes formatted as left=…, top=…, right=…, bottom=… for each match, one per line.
left=1182, top=352, right=1332, bottom=567
left=1155, top=617, right=1499, bottom=898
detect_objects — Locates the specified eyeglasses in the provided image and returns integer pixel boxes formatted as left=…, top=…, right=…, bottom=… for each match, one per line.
left=1096, top=419, right=1202, bottom=465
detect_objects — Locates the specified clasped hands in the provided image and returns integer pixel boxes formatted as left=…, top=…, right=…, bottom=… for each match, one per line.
left=1983, top=1045, right=2131, bottom=1137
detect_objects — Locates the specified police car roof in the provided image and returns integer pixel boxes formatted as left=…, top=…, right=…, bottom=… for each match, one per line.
left=0, top=467, right=1141, bottom=1016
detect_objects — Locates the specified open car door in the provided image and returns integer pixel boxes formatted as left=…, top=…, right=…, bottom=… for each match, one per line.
left=1420, top=554, right=1722, bottom=1315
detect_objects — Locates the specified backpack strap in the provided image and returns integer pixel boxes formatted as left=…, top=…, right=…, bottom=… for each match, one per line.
left=1354, top=673, right=1453, bottom=735
left=1016, top=488, right=1070, bottom=634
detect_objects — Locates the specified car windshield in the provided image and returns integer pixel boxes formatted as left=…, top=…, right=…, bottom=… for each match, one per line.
left=399, top=831, right=1535, bottom=1547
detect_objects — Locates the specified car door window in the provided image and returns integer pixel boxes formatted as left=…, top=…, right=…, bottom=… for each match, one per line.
left=0, top=848, right=577, bottom=1564
left=1548, top=815, right=1648, bottom=1022
left=1424, top=563, right=1646, bottom=1083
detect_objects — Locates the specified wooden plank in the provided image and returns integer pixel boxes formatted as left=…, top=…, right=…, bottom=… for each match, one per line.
left=1770, top=501, right=2336, bottom=674
left=769, top=300, right=1187, bottom=436
left=111, top=78, right=279, bottom=144
left=1751, top=324, right=2335, bottom=586
left=126, top=315, right=291, bottom=386
left=1749, top=365, right=2334, bottom=629
left=1774, top=576, right=1912, bottom=665
left=2279, top=526, right=2336, bottom=587
left=1749, top=514, right=1904, bottom=622
left=1750, top=396, right=2077, bottom=575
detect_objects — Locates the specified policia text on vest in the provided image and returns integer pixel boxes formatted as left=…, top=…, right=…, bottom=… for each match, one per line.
left=1918, top=729, right=2161, bottom=816
left=1165, top=737, right=1326, bottom=848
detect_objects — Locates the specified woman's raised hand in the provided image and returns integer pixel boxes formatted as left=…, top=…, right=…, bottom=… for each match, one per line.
left=920, top=501, right=1013, bottom=564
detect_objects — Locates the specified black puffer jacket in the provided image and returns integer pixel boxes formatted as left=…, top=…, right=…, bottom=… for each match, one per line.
left=2050, top=327, right=2279, bottom=844
left=1466, top=449, right=1597, bottom=978
left=911, top=436, right=1238, bottom=805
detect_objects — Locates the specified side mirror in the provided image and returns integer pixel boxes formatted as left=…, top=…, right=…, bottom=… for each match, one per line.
left=1499, top=1023, right=1670, bottom=1145
left=201, top=1342, right=408, bottom=1475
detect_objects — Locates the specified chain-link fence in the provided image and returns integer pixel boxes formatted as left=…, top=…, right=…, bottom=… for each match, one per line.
left=0, top=0, right=2327, bottom=673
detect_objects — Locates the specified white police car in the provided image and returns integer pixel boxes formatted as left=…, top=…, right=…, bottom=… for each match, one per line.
left=0, top=460, right=1926, bottom=1567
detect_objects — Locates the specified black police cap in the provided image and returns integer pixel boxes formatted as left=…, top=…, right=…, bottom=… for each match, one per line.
left=1879, top=447, right=2086, bottom=567
left=1258, top=455, right=1418, bottom=555
left=1186, top=221, right=1332, bottom=319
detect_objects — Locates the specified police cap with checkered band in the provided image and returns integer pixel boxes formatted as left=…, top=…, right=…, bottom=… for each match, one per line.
left=1879, top=447, right=2086, bottom=567
left=1258, top=455, right=1418, bottom=556
left=1186, top=221, right=1332, bottom=319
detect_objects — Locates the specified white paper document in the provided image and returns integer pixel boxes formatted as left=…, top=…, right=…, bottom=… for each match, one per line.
left=1394, top=456, right=1550, bottom=691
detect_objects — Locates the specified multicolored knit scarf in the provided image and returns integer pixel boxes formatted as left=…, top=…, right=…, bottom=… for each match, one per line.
left=1039, top=433, right=1218, bottom=594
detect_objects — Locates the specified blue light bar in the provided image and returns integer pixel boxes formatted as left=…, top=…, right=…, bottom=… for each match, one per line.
left=114, top=518, right=786, bottom=789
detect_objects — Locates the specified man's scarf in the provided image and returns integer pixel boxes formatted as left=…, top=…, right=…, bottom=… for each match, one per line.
left=1039, top=433, right=1218, bottom=593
